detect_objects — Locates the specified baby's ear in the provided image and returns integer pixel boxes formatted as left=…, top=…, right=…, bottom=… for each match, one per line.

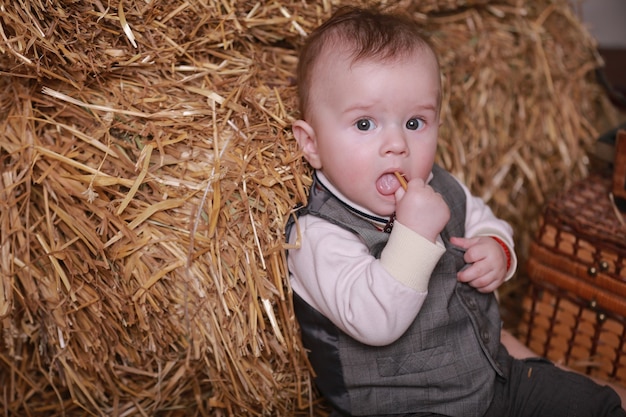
left=292, top=120, right=322, bottom=169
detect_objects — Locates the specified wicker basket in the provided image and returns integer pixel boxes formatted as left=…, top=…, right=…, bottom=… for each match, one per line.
left=519, top=173, right=626, bottom=382
left=613, top=130, right=626, bottom=205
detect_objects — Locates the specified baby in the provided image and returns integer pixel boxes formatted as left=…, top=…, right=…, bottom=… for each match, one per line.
left=286, top=6, right=625, bottom=417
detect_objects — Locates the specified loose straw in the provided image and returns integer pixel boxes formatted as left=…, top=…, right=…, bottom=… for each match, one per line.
left=395, top=172, right=408, bottom=190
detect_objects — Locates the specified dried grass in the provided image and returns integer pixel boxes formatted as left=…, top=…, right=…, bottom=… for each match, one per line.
left=0, top=0, right=620, bottom=415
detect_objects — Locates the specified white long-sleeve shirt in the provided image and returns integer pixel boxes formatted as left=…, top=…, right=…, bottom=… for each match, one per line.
left=287, top=170, right=517, bottom=346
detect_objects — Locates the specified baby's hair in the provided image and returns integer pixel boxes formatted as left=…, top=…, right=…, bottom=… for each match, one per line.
left=296, top=6, right=440, bottom=119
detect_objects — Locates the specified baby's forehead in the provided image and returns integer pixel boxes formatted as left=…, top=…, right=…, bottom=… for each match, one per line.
left=313, top=42, right=437, bottom=76
left=306, top=44, right=442, bottom=112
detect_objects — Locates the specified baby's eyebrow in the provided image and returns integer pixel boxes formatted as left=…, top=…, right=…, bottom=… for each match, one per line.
left=409, top=104, right=440, bottom=118
left=412, top=102, right=438, bottom=112
left=341, top=102, right=376, bottom=114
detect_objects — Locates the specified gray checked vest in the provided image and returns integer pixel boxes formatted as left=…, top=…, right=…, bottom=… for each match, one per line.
left=287, top=164, right=511, bottom=417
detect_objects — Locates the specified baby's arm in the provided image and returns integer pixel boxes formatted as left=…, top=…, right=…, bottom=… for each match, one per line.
left=451, top=182, right=517, bottom=292
left=288, top=215, right=444, bottom=346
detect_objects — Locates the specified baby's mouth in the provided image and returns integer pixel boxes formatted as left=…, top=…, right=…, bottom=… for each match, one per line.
left=376, top=173, right=402, bottom=196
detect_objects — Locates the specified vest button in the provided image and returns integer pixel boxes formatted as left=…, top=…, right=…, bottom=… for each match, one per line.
left=466, top=298, right=476, bottom=309
left=481, top=329, right=490, bottom=343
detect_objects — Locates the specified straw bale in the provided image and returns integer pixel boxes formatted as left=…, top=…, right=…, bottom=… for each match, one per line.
left=0, top=0, right=619, bottom=415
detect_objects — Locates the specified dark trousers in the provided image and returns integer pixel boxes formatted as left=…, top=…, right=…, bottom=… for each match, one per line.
left=483, top=357, right=626, bottom=417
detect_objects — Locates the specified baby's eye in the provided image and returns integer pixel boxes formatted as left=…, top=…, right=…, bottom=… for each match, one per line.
left=355, top=118, right=376, bottom=131
left=406, top=118, right=425, bottom=131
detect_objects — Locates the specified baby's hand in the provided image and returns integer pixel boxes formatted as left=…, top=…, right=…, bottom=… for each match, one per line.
left=394, top=178, right=450, bottom=242
left=449, top=236, right=508, bottom=293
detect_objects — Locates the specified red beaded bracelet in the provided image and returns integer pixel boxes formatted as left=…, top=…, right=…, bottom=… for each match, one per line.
left=490, top=236, right=511, bottom=271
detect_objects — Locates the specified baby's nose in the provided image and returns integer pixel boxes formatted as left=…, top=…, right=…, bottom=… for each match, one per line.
left=382, top=129, right=408, bottom=154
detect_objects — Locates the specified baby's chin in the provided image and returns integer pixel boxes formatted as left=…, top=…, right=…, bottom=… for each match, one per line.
left=347, top=189, right=395, bottom=218
left=367, top=200, right=396, bottom=219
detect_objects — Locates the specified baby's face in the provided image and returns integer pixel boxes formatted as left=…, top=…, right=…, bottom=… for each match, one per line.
left=296, top=47, right=441, bottom=217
